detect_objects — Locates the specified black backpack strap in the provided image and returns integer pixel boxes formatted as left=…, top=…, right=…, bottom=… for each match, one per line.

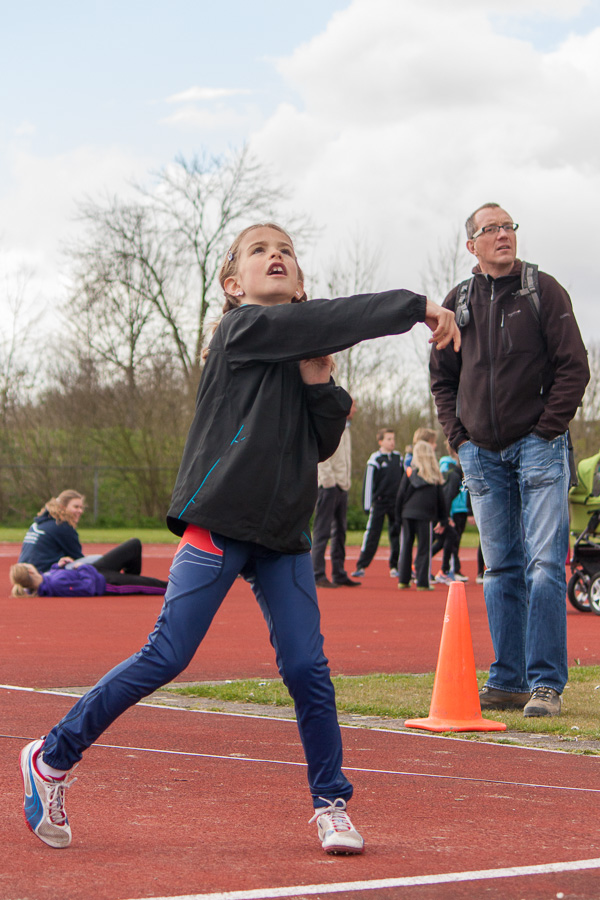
left=456, top=263, right=541, bottom=330
left=454, top=277, right=473, bottom=329
left=516, top=261, right=541, bottom=323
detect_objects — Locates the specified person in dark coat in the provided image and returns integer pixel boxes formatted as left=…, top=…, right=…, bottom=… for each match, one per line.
left=396, top=440, right=447, bottom=590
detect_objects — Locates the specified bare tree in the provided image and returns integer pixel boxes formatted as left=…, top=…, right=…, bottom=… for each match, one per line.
left=0, top=265, right=42, bottom=421
left=66, top=145, right=299, bottom=396
left=143, top=146, right=298, bottom=376
left=411, top=229, right=470, bottom=426
left=67, top=202, right=176, bottom=421
left=571, top=340, right=600, bottom=462
left=317, top=231, right=409, bottom=400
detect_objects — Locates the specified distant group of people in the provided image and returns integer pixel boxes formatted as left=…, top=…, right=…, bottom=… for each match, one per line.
left=313, top=422, right=469, bottom=593
left=16, top=206, right=590, bottom=859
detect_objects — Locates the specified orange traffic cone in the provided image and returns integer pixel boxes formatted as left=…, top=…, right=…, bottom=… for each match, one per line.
left=404, top=581, right=506, bottom=733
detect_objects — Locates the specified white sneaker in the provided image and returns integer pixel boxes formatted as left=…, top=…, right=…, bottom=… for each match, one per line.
left=309, top=797, right=364, bottom=855
left=351, top=568, right=365, bottom=578
left=389, top=568, right=399, bottom=578
left=434, top=571, right=454, bottom=585
left=20, top=738, right=75, bottom=849
left=476, top=574, right=485, bottom=584
left=453, top=573, right=469, bottom=582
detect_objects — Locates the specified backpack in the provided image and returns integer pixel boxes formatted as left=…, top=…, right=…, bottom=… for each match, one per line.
left=454, top=261, right=541, bottom=329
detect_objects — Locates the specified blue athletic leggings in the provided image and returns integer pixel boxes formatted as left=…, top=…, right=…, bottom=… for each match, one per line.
left=42, top=526, right=353, bottom=807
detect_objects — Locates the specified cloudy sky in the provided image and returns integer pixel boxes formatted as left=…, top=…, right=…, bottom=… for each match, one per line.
left=2, top=0, right=600, bottom=342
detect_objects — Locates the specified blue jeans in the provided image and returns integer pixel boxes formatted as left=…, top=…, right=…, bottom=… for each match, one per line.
left=42, top=526, right=353, bottom=808
left=458, top=433, right=569, bottom=694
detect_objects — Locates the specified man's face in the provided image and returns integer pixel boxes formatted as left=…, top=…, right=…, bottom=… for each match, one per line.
left=379, top=432, right=395, bottom=452
left=467, top=207, right=517, bottom=278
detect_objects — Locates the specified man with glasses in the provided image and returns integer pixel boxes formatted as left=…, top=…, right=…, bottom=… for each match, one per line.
left=429, top=202, right=589, bottom=717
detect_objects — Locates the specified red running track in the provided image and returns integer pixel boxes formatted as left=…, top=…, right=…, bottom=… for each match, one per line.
left=2, top=543, right=600, bottom=900
left=1, top=544, right=598, bottom=689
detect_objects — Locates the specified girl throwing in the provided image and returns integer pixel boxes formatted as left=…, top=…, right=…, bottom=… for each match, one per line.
left=20, top=223, right=459, bottom=855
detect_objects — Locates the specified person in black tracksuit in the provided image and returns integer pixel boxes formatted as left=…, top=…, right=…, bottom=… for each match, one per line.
left=21, top=223, right=459, bottom=855
left=396, top=440, right=447, bottom=590
left=353, top=429, right=403, bottom=576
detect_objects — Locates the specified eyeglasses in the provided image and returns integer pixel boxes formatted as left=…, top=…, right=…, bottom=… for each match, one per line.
left=472, top=223, right=519, bottom=240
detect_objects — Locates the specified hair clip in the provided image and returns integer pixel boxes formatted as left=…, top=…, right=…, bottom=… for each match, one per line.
left=227, top=251, right=234, bottom=261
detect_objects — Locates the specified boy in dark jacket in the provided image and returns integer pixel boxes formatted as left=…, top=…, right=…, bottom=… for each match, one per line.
left=352, top=428, right=403, bottom=578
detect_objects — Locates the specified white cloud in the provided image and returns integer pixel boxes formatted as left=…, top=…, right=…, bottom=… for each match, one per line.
left=14, top=121, right=36, bottom=137
left=161, top=104, right=260, bottom=131
left=1, top=143, right=154, bottom=308
left=250, top=0, right=600, bottom=342
left=166, top=86, right=253, bottom=103
left=162, top=85, right=263, bottom=136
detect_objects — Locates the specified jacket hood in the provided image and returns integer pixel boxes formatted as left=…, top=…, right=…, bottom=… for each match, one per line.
left=408, top=470, right=428, bottom=488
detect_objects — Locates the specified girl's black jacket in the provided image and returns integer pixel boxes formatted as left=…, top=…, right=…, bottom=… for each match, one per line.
left=395, top=470, right=447, bottom=526
left=167, top=290, right=427, bottom=554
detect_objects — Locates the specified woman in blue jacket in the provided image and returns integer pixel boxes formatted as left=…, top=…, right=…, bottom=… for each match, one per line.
left=18, top=490, right=86, bottom=572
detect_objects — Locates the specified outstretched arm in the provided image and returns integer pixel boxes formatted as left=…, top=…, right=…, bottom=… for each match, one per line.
left=424, top=299, right=461, bottom=351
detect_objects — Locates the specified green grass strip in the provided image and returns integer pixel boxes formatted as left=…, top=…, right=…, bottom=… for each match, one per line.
left=166, top=667, right=600, bottom=750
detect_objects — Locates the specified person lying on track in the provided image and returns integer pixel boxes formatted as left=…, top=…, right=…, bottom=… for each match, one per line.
left=11, top=538, right=167, bottom=596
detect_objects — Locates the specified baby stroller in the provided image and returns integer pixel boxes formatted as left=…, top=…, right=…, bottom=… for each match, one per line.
left=568, top=450, right=600, bottom=613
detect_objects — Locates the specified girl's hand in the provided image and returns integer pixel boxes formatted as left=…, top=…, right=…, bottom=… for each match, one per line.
left=57, top=557, right=73, bottom=568
left=425, top=299, right=461, bottom=351
left=299, top=356, right=334, bottom=385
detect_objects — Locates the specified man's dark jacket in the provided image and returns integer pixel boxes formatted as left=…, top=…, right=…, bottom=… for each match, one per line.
left=429, top=260, right=589, bottom=451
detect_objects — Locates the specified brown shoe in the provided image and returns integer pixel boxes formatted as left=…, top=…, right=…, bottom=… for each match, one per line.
left=479, top=686, right=531, bottom=710
left=315, top=577, right=338, bottom=588
left=523, top=686, right=561, bottom=717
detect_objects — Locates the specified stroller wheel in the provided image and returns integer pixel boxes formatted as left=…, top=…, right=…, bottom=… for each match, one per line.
left=567, top=573, right=591, bottom=612
left=589, top=575, right=600, bottom=616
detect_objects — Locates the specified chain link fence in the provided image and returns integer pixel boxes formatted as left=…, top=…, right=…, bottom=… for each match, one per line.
left=0, top=464, right=180, bottom=525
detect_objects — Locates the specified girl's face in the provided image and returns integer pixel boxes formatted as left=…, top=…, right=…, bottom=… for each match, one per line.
left=224, top=226, right=303, bottom=307
left=25, top=564, right=43, bottom=588
left=64, top=497, right=85, bottom=524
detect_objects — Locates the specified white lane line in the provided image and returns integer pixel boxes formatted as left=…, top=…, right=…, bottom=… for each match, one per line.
left=122, top=857, right=600, bottom=899
left=3, top=685, right=600, bottom=795
left=0, top=682, right=586, bottom=754
left=0, top=683, right=293, bottom=722
left=6, top=721, right=595, bottom=798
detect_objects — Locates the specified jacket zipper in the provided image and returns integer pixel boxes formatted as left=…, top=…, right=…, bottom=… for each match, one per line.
left=488, top=281, right=502, bottom=447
